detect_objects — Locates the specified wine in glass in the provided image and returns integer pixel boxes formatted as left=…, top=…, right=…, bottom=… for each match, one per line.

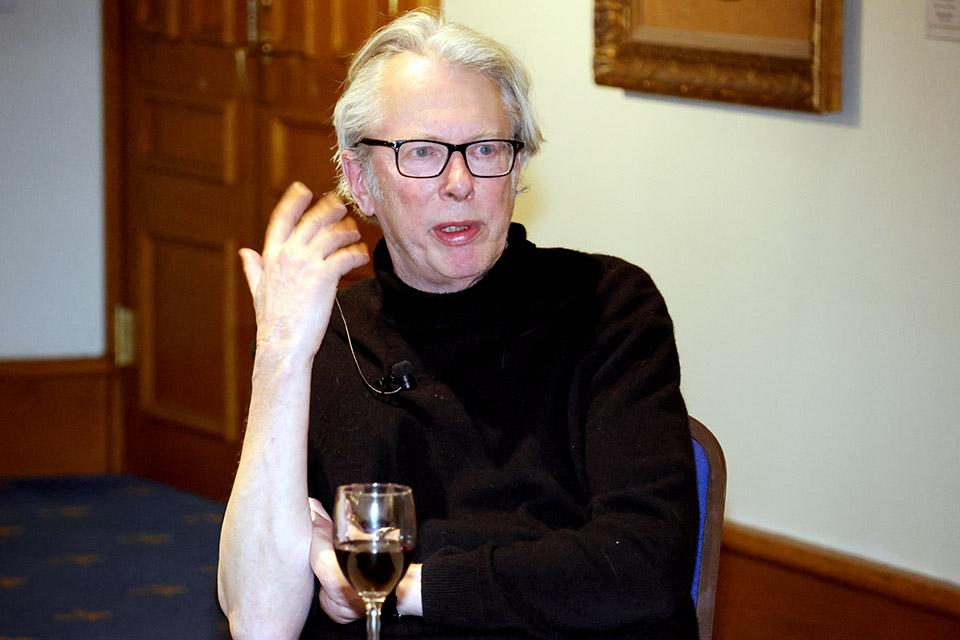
left=333, top=483, right=416, bottom=640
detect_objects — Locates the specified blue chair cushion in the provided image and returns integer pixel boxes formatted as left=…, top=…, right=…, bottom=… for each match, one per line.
left=691, top=437, right=709, bottom=604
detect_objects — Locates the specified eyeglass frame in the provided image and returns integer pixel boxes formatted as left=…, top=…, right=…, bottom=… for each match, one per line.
left=356, top=137, right=525, bottom=179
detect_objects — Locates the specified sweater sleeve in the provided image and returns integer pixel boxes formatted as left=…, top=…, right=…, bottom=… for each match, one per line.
left=420, top=262, right=699, bottom=638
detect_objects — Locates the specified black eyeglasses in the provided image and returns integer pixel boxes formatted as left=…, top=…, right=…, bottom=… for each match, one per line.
left=357, top=138, right=524, bottom=178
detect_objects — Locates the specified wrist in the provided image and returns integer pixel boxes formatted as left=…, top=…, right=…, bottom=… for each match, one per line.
left=251, top=344, right=315, bottom=381
left=254, top=332, right=316, bottom=361
left=396, top=563, right=422, bottom=617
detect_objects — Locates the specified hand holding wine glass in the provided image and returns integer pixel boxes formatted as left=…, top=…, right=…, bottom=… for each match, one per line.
left=334, top=484, right=416, bottom=640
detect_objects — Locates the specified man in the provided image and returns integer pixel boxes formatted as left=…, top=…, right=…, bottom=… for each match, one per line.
left=218, top=10, right=698, bottom=639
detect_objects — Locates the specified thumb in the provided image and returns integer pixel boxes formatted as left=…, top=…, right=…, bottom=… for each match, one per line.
left=238, top=248, right=263, bottom=297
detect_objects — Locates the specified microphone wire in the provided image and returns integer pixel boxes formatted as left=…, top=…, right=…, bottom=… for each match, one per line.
left=334, top=295, right=403, bottom=396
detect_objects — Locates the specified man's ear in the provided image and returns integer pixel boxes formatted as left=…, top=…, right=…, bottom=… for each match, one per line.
left=342, top=151, right=376, bottom=217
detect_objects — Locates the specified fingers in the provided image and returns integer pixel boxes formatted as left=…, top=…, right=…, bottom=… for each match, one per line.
left=264, top=184, right=368, bottom=270
left=266, top=185, right=351, bottom=254
left=323, top=239, right=371, bottom=280
left=302, top=217, right=363, bottom=267
left=292, top=212, right=370, bottom=280
left=319, top=587, right=363, bottom=624
left=262, top=182, right=314, bottom=259
left=290, top=191, right=351, bottom=247
left=308, top=517, right=338, bottom=583
left=243, top=183, right=370, bottom=357
left=293, top=194, right=368, bottom=270
left=238, top=248, right=263, bottom=297
left=308, top=513, right=364, bottom=624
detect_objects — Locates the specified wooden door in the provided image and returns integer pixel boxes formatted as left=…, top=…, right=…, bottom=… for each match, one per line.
left=118, top=0, right=436, bottom=500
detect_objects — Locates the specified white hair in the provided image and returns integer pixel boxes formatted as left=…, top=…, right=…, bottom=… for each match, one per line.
left=332, top=9, right=544, bottom=203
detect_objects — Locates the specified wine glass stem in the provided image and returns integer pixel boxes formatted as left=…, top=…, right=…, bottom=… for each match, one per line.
left=365, top=600, right=382, bottom=640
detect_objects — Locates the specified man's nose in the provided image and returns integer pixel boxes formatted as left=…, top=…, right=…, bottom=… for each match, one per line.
left=440, top=150, right=475, bottom=200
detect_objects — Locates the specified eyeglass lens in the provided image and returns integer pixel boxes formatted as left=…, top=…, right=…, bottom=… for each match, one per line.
left=397, top=140, right=516, bottom=178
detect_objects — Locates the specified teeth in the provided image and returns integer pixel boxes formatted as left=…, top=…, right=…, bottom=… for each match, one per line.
left=442, top=225, right=468, bottom=232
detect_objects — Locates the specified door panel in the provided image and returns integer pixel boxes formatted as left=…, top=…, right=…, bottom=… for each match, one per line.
left=123, top=0, right=254, bottom=498
left=132, top=0, right=178, bottom=38
left=260, top=0, right=381, bottom=58
left=265, top=115, right=336, bottom=192
left=140, top=236, right=230, bottom=436
left=119, top=0, right=436, bottom=499
left=141, top=172, right=235, bottom=242
left=137, top=93, right=239, bottom=183
left=179, top=0, right=243, bottom=44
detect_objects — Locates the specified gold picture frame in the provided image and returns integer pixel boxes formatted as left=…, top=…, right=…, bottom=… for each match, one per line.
left=594, top=0, right=844, bottom=113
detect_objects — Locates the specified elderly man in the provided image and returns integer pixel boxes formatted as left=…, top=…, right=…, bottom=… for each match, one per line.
left=218, top=10, right=698, bottom=640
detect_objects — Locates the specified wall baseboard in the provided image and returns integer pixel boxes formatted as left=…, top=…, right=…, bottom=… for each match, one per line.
left=715, top=522, right=960, bottom=639
left=0, top=357, right=116, bottom=476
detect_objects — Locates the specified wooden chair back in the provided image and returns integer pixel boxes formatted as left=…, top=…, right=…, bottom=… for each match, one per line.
left=689, top=416, right=727, bottom=639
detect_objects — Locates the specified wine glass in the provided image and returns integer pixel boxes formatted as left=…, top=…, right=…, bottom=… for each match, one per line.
left=333, top=483, right=416, bottom=640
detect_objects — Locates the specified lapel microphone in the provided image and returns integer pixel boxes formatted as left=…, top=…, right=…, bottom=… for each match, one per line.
left=378, top=360, right=418, bottom=394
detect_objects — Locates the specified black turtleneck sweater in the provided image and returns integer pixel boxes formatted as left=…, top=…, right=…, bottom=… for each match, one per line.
left=303, top=224, right=698, bottom=639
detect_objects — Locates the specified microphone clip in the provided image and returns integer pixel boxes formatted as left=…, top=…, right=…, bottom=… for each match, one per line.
left=378, top=360, right=417, bottom=394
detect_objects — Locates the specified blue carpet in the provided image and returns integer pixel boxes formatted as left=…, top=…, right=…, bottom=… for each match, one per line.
left=0, top=475, right=230, bottom=639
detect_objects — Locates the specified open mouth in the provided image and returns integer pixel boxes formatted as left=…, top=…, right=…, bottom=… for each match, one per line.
left=432, top=222, right=481, bottom=245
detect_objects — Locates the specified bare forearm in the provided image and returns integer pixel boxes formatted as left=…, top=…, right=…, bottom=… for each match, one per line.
left=218, top=353, right=316, bottom=638
left=218, top=184, right=369, bottom=636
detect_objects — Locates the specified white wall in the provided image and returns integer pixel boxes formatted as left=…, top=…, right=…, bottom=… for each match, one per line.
left=444, top=0, right=960, bottom=585
left=0, top=0, right=104, bottom=358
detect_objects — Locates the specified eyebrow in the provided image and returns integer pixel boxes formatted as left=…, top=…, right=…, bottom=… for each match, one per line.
left=402, top=130, right=508, bottom=142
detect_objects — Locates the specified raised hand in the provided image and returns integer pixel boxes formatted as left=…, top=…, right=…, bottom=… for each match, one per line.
left=239, top=182, right=370, bottom=361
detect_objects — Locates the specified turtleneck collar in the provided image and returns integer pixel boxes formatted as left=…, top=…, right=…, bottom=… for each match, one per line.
left=372, top=223, right=534, bottom=329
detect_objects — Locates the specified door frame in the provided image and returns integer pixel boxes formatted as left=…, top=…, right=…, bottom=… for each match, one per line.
left=102, top=0, right=126, bottom=472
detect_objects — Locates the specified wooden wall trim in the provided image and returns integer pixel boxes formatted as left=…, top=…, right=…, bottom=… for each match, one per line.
left=723, top=521, right=960, bottom=618
left=0, top=357, right=116, bottom=476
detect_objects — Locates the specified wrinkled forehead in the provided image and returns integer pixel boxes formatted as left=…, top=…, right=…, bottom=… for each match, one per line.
left=372, top=53, right=511, bottom=139
left=377, top=52, right=505, bottom=105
